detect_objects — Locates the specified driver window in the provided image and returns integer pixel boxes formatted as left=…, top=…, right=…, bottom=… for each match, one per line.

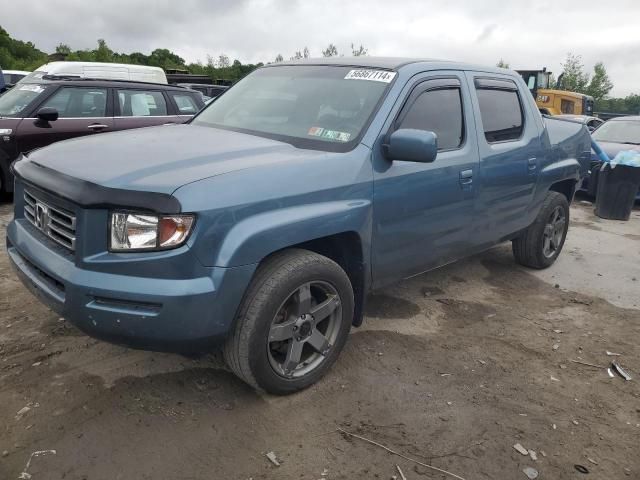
left=40, top=87, right=107, bottom=118
left=398, top=88, right=465, bottom=150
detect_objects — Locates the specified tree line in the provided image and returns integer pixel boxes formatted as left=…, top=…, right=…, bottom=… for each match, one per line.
left=1, top=26, right=369, bottom=84
left=2, top=25, right=637, bottom=114
left=498, top=53, right=639, bottom=114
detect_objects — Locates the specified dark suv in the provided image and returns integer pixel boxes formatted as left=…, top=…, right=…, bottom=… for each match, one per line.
left=0, top=77, right=204, bottom=195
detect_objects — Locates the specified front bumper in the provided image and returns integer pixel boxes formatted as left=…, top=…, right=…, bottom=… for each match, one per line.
left=6, top=218, right=256, bottom=351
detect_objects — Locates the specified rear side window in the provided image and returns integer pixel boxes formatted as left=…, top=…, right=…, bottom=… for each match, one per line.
left=117, top=90, right=167, bottom=117
left=40, top=87, right=108, bottom=118
left=476, top=88, right=524, bottom=142
left=398, top=88, right=464, bottom=150
left=170, top=93, right=199, bottom=114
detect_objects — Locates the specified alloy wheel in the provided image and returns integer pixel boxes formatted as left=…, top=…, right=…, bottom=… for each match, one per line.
left=267, top=281, right=342, bottom=378
left=542, top=205, right=566, bottom=258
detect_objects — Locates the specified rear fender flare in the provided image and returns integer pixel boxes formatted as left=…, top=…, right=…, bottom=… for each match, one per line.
left=539, top=158, right=581, bottom=186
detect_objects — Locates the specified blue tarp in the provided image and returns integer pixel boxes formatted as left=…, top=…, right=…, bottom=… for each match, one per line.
left=592, top=138, right=640, bottom=167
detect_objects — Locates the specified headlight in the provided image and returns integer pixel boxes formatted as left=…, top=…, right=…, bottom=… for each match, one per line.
left=110, top=213, right=195, bottom=251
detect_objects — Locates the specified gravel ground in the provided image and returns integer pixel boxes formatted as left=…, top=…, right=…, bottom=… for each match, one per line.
left=1, top=197, right=639, bottom=480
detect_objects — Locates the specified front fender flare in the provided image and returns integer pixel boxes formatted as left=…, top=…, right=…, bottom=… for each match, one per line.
left=211, top=200, right=371, bottom=268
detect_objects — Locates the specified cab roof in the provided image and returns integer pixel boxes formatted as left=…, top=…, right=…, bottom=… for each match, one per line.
left=272, top=56, right=510, bottom=74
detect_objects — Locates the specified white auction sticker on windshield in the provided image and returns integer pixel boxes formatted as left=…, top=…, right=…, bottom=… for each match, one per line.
left=344, top=69, right=396, bottom=83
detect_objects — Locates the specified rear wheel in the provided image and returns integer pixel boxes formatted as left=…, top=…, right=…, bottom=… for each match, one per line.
left=224, top=249, right=354, bottom=394
left=512, top=191, right=570, bottom=269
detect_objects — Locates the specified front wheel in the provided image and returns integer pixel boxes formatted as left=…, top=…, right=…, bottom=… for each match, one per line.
left=224, top=249, right=354, bottom=394
left=512, top=191, right=570, bottom=269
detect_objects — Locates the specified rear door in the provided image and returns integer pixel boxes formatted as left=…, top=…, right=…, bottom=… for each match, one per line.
left=15, top=85, right=113, bottom=153
left=466, top=74, right=542, bottom=245
left=113, top=88, right=178, bottom=131
left=372, top=72, right=480, bottom=287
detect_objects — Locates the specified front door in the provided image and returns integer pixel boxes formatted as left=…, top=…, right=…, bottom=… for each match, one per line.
left=16, top=86, right=113, bottom=153
left=372, top=72, right=480, bottom=288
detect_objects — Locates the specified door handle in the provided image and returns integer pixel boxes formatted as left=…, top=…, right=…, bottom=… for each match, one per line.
left=87, top=124, right=109, bottom=131
left=459, top=169, right=473, bottom=188
left=528, top=158, right=537, bottom=171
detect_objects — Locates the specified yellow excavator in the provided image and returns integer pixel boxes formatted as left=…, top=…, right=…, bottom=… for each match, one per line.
left=517, top=68, right=594, bottom=116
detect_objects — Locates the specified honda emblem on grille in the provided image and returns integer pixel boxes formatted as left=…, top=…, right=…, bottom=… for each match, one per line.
left=35, top=202, right=51, bottom=233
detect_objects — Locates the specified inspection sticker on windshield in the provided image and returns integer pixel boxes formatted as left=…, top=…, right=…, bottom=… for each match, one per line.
left=308, top=127, right=351, bottom=142
left=344, top=69, right=396, bottom=83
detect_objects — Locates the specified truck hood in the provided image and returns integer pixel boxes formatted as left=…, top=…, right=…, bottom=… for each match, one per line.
left=26, top=124, right=323, bottom=194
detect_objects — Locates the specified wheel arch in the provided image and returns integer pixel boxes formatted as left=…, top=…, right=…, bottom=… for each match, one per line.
left=208, top=201, right=372, bottom=327
left=539, top=158, right=581, bottom=204
left=549, top=178, right=578, bottom=203
left=0, top=149, right=15, bottom=194
left=248, top=231, right=367, bottom=328
left=287, top=232, right=367, bottom=327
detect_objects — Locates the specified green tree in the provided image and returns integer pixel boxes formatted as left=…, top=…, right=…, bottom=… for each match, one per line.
left=586, top=62, right=613, bottom=101
left=496, top=59, right=510, bottom=68
left=322, top=43, right=338, bottom=57
left=128, top=51, right=150, bottom=65
left=557, top=53, right=589, bottom=93
left=351, top=43, right=368, bottom=56
left=94, top=38, right=113, bottom=63
left=217, top=54, right=230, bottom=69
left=55, top=43, right=71, bottom=55
left=0, top=25, right=48, bottom=69
left=290, top=47, right=311, bottom=60
left=148, top=48, right=185, bottom=69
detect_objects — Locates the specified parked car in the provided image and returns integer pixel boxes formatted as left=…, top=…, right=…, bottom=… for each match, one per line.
left=581, top=116, right=640, bottom=198
left=177, top=83, right=228, bottom=102
left=7, top=57, right=590, bottom=394
left=556, top=114, right=604, bottom=132
left=3, top=70, right=30, bottom=89
left=0, top=78, right=204, bottom=194
left=0, top=66, right=5, bottom=94
left=20, top=62, right=167, bottom=84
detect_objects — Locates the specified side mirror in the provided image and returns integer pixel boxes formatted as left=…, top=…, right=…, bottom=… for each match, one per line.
left=36, top=107, right=59, bottom=123
left=384, top=129, right=438, bottom=163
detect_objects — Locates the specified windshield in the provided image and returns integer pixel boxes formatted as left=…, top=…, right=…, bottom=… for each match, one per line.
left=592, top=120, right=640, bottom=145
left=192, top=65, right=395, bottom=151
left=0, top=84, right=49, bottom=117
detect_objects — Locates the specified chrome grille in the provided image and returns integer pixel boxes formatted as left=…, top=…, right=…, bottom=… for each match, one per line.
left=24, top=190, right=76, bottom=251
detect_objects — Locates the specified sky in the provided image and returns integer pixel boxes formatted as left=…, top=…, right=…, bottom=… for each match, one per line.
left=3, top=0, right=639, bottom=96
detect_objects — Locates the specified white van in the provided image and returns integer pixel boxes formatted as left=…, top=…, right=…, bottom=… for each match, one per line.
left=21, top=62, right=167, bottom=84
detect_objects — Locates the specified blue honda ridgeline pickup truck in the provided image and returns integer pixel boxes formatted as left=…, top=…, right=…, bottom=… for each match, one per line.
left=7, top=58, right=590, bottom=394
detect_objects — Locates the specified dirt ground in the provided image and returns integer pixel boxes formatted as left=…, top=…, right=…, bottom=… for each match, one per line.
left=1, top=197, right=639, bottom=480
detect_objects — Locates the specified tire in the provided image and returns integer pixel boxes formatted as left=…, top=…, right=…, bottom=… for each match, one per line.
left=224, top=249, right=354, bottom=395
left=512, top=191, right=570, bottom=269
